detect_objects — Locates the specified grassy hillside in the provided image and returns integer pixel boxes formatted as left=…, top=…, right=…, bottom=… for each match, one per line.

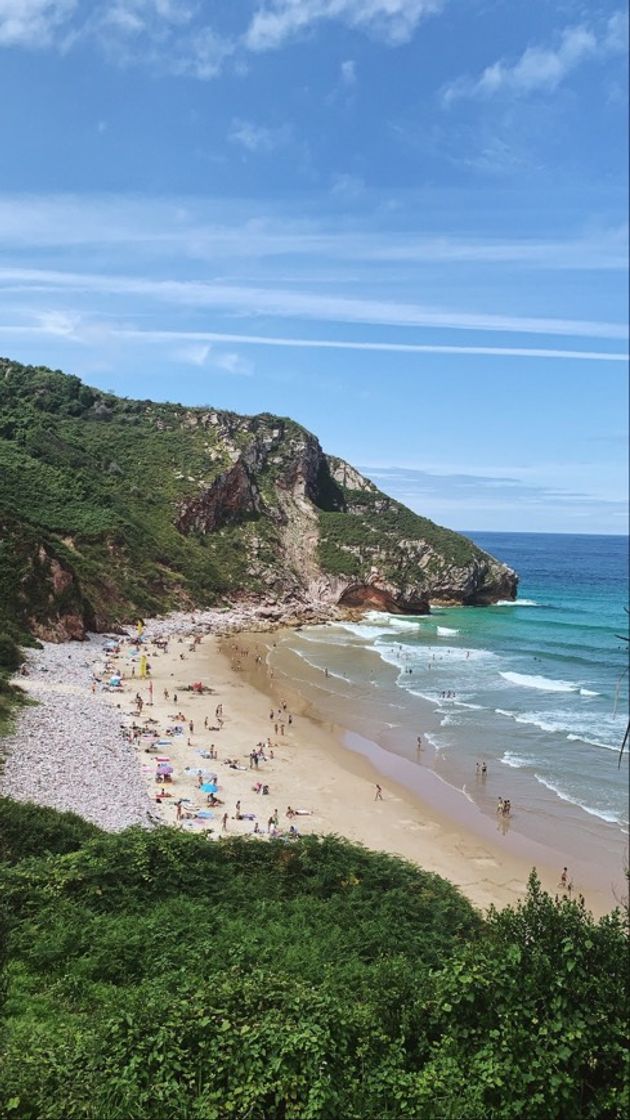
left=0, top=799, right=627, bottom=1119
left=0, top=358, right=515, bottom=642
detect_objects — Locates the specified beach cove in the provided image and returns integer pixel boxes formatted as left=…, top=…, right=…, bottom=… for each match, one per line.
left=2, top=603, right=625, bottom=917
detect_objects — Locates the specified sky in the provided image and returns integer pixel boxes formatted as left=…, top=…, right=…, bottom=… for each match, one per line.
left=0, top=0, right=628, bottom=534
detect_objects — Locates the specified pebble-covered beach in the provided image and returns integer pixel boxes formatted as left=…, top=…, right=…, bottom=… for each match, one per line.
left=0, top=602, right=342, bottom=832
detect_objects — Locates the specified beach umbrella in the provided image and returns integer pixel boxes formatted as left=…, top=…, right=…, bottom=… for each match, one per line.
left=157, top=763, right=173, bottom=775
left=108, top=676, right=121, bottom=686
left=200, top=782, right=218, bottom=794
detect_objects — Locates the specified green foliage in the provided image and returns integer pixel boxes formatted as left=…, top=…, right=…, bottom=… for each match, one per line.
left=317, top=490, right=485, bottom=590
left=0, top=797, right=101, bottom=865
left=0, top=635, right=20, bottom=672
left=0, top=357, right=507, bottom=645
left=0, top=804, right=627, bottom=1120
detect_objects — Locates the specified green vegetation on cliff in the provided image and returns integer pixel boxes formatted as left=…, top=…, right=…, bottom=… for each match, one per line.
left=0, top=800, right=627, bottom=1119
left=0, top=358, right=515, bottom=641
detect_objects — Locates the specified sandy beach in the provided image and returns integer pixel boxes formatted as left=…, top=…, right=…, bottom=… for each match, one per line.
left=3, top=605, right=624, bottom=917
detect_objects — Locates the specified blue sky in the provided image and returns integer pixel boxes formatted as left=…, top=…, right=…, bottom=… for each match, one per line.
left=0, top=1, right=627, bottom=533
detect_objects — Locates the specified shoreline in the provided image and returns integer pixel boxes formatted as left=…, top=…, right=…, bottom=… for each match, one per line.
left=1, top=608, right=625, bottom=916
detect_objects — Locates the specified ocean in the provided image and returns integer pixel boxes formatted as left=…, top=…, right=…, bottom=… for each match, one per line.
left=272, top=533, right=629, bottom=849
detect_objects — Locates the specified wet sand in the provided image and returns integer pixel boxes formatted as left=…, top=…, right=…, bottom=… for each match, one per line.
left=223, top=629, right=627, bottom=916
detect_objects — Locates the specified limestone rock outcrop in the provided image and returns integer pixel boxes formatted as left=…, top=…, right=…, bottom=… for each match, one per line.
left=0, top=359, right=518, bottom=640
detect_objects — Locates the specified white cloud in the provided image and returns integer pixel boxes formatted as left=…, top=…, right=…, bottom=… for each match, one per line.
left=176, top=342, right=211, bottom=366
left=442, top=10, right=628, bottom=104
left=210, top=350, right=253, bottom=376
left=228, top=118, right=291, bottom=153
left=170, top=27, right=234, bottom=79
left=0, top=194, right=626, bottom=272
left=0, top=0, right=76, bottom=47
left=2, top=319, right=625, bottom=362
left=330, top=172, right=365, bottom=197
left=244, top=0, right=445, bottom=52
left=0, top=264, right=627, bottom=340
left=0, top=0, right=234, bottom=80
left=340, top=58, right=356, bottom=85
left=174, top=340, right=252, bottom=375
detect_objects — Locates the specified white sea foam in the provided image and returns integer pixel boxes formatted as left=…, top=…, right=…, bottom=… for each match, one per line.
left=501, top=751, right=531, bottom=769
left=495, top=599, right=538, bottom=607
left=579, top=688, right=600, bottom=697
left=500, top=671, right=577, bottom=693
left=494, top=706, right=623, bottom=750
left=334, top=622, right=395, bottom=640
left=566, top=733, right=619, bottom=753
left=335, top=616, right=420, bottom=641
left=437, top=626, right=460, bottom=636
left=364, top=611, right=421, bottom=631
left=424, top=733, right=444, bottom=751
left=533, top=774, right=622, bottom=824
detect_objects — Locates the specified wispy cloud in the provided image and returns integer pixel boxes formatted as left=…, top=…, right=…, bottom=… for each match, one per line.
left=0, top=0, right=76, bottom=47
left=0, top=265, right=626, bottom=341
left=359, top=465, right=628, bottom=528
left=1, top=195, right=625, bottom=272
left=174, top=341, right=253, bottom=375
left=0, top=0, right=448, bottom=76
left=443, top=10, right=628, bottom=104
left=0, top=0, right=235, bottom=79
left=340, top=58, right=356, bottom=86
left=228, top=118, right=292, bottom=154
left=1, top=318, right=626, bottom=362
left=330, top=173, right=365, bottom=198
left=245, top=0, right=445, bottom=52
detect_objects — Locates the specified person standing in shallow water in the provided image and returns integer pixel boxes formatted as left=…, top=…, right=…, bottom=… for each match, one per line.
left=375, top=784, right=383, bottom=801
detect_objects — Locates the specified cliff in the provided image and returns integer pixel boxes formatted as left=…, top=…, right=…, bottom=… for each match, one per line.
left=0, top=359, right=517, bottom=639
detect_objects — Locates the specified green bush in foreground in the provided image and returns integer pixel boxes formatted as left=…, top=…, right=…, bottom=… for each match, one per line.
left=0, top=802, right=627, bottom=1119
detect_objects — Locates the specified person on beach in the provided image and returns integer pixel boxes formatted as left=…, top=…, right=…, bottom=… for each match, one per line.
left=375, top=784, right=383, bottom=801
left=560, top=867, right=569, bottom=889
left=222, top=812, right=228, bottom=831
left=497, top=797, right=504, bottom=814
left=481, top=762, right=487, bottom=778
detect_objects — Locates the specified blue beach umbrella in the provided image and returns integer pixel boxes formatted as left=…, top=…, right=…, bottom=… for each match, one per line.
left=200, top=783, right=218, bottom=794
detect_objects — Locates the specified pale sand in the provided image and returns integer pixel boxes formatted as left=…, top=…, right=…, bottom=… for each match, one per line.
left=101, top=626, right=621, bottom=917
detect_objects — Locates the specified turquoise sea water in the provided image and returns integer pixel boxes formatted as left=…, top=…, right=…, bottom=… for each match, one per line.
left=282, top=533, right=629, bottom=833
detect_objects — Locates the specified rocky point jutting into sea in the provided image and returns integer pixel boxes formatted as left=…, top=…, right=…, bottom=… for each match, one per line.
left=0, top=358, right=517, bottom=643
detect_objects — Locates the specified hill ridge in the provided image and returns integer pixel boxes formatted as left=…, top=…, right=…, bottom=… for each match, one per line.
left=0, top=357, right=517, bottom=640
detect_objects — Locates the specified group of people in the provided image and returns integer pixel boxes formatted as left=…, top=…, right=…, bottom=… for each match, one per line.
left=496, top=797, right=511, bottom=817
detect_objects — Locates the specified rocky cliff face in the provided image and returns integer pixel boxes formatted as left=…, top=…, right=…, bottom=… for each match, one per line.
left=0, top=360, right=517, bottom=640
left=172, top=422, right=517, bottom=617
